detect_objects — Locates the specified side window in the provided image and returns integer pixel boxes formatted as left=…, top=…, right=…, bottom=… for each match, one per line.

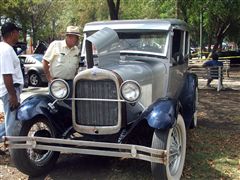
left=172, top=29, right=184, bottom=65
left=25, top=57, right=36, bottom=64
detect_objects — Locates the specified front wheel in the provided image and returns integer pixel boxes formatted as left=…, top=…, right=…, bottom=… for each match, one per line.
left=151, top=114, right=186, bottom=180
left=10, top=117, right=60, bottom=177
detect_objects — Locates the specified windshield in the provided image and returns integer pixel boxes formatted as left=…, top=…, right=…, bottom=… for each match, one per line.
left=82, top=30, right=168, bottom=57
left=117, top=31, right=168, bottom=56
left=32, top=54, right=43, bottom=62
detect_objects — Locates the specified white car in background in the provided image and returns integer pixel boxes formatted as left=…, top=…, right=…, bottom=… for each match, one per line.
left=18, top=54, right=47, bottom=86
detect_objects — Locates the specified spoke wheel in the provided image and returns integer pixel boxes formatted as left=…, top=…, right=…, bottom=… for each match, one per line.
left=10, top=117, right=59, bottom=177
left=151, top=114, right=186, bottom=180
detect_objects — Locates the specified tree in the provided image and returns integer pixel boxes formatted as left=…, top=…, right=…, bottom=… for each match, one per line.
left=205, top=0, right=240, bottom=52
left=107, top=0, right=120, bottom=20
left=1, top=0, right=239, bottom=51
left=0, top=0, right=56, bottom=46
left=173, top=0, right=240, bottom=52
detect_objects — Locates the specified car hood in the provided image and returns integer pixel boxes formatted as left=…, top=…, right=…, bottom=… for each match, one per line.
left=106, top=58, right=167, bottom=86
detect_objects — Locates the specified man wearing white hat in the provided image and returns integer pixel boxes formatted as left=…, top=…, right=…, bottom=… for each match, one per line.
left=43, top=26, right=81, bottom=83
left=42, top=26, right=81, bottom=101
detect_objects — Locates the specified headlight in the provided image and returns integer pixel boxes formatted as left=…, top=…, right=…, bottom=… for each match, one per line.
left=49, top=79, right=70, bottom=100
left=120, top=80, right=141, bottom=103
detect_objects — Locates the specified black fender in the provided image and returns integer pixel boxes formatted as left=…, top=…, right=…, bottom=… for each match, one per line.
left=120, top=98, right=177, bottom=144
left=142, top=98, right=177, bottom=130
left=17, top=94, right=54, bottom=121
left=179, top=73, right=198, bottom=128
left=17, top=94, right=72, bottom=134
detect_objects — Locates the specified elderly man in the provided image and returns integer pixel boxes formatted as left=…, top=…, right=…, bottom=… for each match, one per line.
left=0, top=22, right=23, bottom=151
left=42, top=26, right=81, bottom=85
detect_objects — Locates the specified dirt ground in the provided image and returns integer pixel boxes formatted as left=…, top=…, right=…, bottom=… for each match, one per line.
left=0, top=88, right=240, bottom=180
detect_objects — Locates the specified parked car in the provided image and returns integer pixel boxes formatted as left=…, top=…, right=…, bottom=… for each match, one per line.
left=6, top=19, right=198, bottom=180
left=18, top=54, right=47, bottom=86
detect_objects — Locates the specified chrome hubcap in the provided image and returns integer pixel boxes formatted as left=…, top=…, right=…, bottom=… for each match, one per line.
left=30, top=74, right=39, bottom=85
left=26, top=122, right=53, bottom=163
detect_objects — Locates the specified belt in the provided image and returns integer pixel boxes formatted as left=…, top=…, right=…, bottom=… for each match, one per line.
left=13, top=83, right=21, bottom=88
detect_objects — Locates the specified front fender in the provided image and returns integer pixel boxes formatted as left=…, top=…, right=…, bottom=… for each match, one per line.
left=17, top=94, right=72, bottom=134
left=120, top=98, right=177, bottom=143
left=17, top=94, right=54, bottom=121
left=142, top=98, right=177, bottom=130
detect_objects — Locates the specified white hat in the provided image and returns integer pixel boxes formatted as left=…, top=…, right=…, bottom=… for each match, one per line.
left=66, top=26, right=80, bottom=36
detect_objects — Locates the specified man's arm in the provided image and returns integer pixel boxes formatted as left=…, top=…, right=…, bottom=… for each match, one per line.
left=202, top=60, right=211, bottom=67
left=42, top=59, right=52, bottom=82
left=3, top=74, right=19, bottom=110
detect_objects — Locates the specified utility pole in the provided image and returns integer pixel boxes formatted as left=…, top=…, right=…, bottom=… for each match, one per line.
left=52, top=18, right=55, bottom=41
left=175, top=0, right=180, bottom=18
left=199, top=2, right=203, bottom=59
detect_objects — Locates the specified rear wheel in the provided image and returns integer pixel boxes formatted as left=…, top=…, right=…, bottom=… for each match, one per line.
left=29, top=72, right=42, bottom=87
left=10, top=117, right=59, bottom=177
left=151, top=114, right=186, bottom=180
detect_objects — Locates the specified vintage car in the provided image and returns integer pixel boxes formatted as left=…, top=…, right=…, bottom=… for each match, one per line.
left=4, top=19, right=198, bottom=180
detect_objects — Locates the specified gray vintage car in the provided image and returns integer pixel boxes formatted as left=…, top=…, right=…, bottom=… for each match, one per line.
left=5, top=19, right=198, bottom=180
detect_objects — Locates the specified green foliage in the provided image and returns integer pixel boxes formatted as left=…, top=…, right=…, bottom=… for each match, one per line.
left=120, top=0, right=175, bottom=19
left=57, top=0, right=108, bottom=32
left=186, top=0, right=240, bottom=50
left=1, top=0, right=239, bottom=49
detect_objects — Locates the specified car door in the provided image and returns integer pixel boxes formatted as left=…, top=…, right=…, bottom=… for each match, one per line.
left=168, top=29, right=187, bottom=98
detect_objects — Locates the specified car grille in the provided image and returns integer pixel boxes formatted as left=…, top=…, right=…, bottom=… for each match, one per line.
left=75, top=79, right=118, bottom=126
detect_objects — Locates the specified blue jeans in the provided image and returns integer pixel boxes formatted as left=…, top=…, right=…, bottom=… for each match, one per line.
left=0, top=86, right=22, bottom=142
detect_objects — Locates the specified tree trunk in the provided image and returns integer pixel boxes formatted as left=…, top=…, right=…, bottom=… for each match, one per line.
left=175, top=0, right=180, bottom=19
left=107, top=0, right=120, bottom=20
left=213, top=35, right=224, bottom=52
left=207, top=34, right=213, bottom=52
left=212, top=23, right=230, bottom=52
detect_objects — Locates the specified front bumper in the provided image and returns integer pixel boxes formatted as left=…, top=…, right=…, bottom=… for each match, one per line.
left=3, top=136, right=167, bottom=164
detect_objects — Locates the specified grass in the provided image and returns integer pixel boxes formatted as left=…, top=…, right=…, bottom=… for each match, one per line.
left=182, top=112, right=240, bottom=179
left=1, top=90, right=240, bottom=180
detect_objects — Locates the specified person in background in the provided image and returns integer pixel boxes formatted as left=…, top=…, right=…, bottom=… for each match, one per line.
left=202, top=52, right=223, bottom=87
left=42, top=26, right=81, bottom=98
left=0, top=22, right=23, bottom=152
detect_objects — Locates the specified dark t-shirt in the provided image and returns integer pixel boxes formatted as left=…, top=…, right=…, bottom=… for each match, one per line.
left=203, top=60, right=223, bottom=67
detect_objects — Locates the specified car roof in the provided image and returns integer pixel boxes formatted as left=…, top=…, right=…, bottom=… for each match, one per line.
left=18, top=54, right=43, bottom=61
left=18, top=54, right=43, bottom=57
left=83, top=19, right=188, bottom=32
